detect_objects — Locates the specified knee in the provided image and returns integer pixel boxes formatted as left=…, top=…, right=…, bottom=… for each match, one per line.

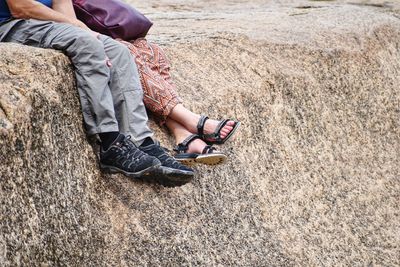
left=107, top=40, right=138, bottom=73
left=73, top=31, right=105, bottom=55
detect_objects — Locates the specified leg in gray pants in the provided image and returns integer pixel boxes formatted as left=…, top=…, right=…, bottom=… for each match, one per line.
left=0, top=19, right=153, bottom=146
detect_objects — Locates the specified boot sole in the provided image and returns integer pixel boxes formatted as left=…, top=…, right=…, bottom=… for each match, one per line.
left=100, top=162, right=161, bottom=178
left=153, top=166, right=194, bottom=187
left=157, top=166, right=194, bottom=180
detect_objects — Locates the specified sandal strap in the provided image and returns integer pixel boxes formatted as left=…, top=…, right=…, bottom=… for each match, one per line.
left=197, top=115, right=209, bottom=138
left=202, top=119, right=230, bottom=142
left=173, top=134, right=201, bottom=154
left=202, top=145, right=217, bottom=155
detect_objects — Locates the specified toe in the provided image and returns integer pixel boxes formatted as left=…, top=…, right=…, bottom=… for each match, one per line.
left=221, top=125, right=233, bottom=134
left=221, top=128, right=230, bottom=135
left=219, top=124, right=234, bottom=139
left=224, top=125, right=234, bottom=131
left=226, top=120, right=236, bottom=126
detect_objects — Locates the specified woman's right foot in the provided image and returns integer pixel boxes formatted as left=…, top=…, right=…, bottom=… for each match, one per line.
left=195, top=115, right=240, bottom=145
left=202, top=118, right=235, bottom=140
left=168, top=105, right=238, bottom=144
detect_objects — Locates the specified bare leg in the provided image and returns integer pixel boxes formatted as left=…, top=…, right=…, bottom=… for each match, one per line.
left=168, top=104, right=235, bottom=139
left=166, top=118, right=214, bottom=154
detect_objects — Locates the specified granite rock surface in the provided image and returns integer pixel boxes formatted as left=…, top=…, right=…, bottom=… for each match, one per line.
left=0, top=0, right=399, bottom=266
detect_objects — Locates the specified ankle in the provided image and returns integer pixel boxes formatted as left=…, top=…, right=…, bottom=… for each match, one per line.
left=187, top=114, right=201, bottom=133
left=99, top=132, right=120, bottom=150
left=174, top=131, right=192, bottom=144
left=140, top=137, right=155, bottom=147
left=185, top=138, right=207, bottom=154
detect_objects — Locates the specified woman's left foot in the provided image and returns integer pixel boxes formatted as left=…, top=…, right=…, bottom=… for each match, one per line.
left=174, top=134, right=227, bottom=166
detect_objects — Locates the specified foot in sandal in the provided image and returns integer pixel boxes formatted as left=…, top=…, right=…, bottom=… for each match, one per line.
left=174, top=134, right=227, bottom=166
left=196, top=115, right=240, bottom=145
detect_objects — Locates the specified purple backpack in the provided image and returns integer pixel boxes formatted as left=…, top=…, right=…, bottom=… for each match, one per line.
left=73, top=0, right=153, bottom=41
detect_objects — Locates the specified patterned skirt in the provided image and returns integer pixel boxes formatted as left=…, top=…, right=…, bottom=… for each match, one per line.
left=119, top=38, right=183, bottom=124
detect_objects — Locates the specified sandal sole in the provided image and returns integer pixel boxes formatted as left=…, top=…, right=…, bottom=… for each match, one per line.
left=176, top=154, right=227, bottom=166
left=175, top=157, right=197, bottom=166
left=196, top=154, right=227, bottom=165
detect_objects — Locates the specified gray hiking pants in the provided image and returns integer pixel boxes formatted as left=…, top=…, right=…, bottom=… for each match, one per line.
left=0, top=19, right=153, bottom=145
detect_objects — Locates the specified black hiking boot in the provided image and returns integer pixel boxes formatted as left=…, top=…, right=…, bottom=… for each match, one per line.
left=100, top=134, right=161, bottom=178
left=139, top=140, right=195, bottom=187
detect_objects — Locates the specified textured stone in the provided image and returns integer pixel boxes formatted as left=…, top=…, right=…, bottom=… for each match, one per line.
left=0, top=1, right=399, bottom=266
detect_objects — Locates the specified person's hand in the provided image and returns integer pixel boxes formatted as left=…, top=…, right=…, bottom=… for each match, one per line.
left=71, top=19, right=87, bottom=29
left=72, top=19, right=101, bottom=40
left=71, top=19, right=98, bottom=35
